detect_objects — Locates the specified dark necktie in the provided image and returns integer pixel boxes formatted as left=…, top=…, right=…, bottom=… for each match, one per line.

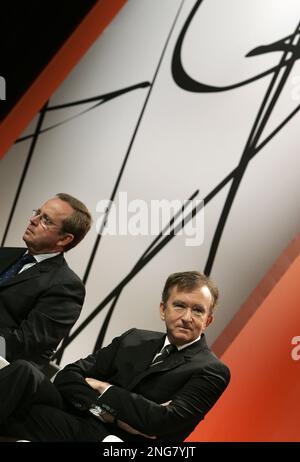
left=150, top=344, right=176, bottom=367
left=0, top=253, right=36, bottom=285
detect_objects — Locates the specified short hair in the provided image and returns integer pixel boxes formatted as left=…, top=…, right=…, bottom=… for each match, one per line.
left=56, top=193, right=92, bottom=251
left=162, top=271, right=219, bottom=313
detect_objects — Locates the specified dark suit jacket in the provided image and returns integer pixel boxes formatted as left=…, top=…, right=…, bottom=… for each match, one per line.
left=0, top=247, right=85, bottom=368
left=54, top=328, right=230, bottom=441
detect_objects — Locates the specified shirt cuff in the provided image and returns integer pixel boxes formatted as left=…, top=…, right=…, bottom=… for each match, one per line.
left=99, top=384, right=112, bottom=396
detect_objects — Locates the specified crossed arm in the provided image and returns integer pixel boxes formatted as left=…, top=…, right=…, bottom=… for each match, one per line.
left=85, top=377, right=170, bottom=438
left=54, top=331, right=230, bottom=440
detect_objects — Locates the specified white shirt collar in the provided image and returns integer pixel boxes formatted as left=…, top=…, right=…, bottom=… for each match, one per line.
left=29, top=251, right=61, bottom=263
left=18, top=251, right=61, bottom=275
left=163, top=334, right=202, bottom=351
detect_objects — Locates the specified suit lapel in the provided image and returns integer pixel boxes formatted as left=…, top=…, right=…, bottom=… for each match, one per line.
left=0, top=252, right=64, bottom=287
left=128, top=351, right=186, bottom=391
left=131, top=336, right=165, bottom=374
left=127, top=336, right=164, bottom=390
left=128, top=334, right=208, bottom=391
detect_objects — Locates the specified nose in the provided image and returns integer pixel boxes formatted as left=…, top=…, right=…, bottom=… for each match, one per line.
left=30, top=214, right=39, bottom=226
left=181, top=307, right=193, bottom=322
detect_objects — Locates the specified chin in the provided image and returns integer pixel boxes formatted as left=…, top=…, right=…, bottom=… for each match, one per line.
left=174, top=333, right=192, bottom=344
left=23, top=235, right=30, bottom=244
left=23, top=236, right=34, bottom=251
left=177, top=328, right=192, bottom=336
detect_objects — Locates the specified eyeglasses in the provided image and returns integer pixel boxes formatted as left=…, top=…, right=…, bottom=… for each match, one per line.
left=32, top=209, right=56, bottom=229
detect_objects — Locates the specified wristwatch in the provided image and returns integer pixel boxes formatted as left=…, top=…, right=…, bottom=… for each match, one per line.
left=89, top=403, right=107, bottom=421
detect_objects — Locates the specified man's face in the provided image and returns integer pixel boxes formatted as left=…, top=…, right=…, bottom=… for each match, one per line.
left=23, top=198, right=74, bottom=254
left=160, top=285, right=214, bottom=346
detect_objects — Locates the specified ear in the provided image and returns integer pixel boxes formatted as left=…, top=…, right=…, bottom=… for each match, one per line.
left=57, top=233, right=74, bottom=249
left=159, top=302, right=166, bottom=321
left=204, top=314, right=214, bottom=329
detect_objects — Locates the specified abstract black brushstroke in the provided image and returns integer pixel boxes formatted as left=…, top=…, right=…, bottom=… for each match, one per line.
left=172, top=0, right=300, bottom=275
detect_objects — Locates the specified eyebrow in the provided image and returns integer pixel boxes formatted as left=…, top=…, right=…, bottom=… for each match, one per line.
left=173, top=299, right=186, bottom=305
left=173, top=299, right=206, bottom=311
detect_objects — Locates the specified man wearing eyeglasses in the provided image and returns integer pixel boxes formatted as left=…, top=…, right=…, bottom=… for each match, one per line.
left=0, top=193, right=92, bottom=372
left=0, top=271, right=230, bottom=442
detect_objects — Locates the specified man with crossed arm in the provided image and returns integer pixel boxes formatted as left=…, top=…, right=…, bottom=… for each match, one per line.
left=0, top=271, right=230, bottom=441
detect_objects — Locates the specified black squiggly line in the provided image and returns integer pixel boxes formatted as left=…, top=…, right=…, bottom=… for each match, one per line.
left=204, top=22, right=300, bottom=275
left=15, top=82, right=150, bottom=144
left=172, top=0, right=295, bottom=92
